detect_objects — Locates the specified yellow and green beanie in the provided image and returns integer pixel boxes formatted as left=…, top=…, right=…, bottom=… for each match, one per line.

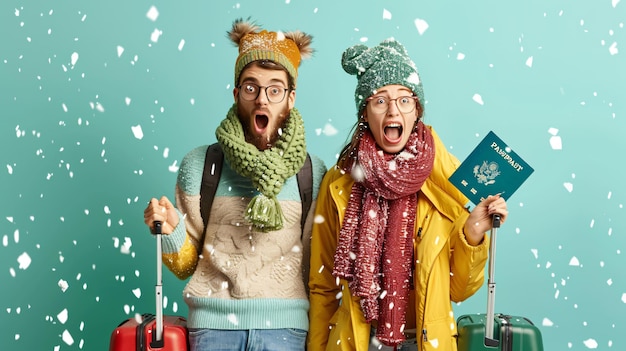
left=228, top=18, right=313, bottom=88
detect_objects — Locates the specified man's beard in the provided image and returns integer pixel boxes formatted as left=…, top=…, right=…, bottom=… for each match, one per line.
left=238, top=104, right=290, bottom=151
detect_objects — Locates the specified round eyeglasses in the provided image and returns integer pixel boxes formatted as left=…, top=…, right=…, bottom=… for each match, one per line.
left=366, top=95, right=418, bottom=114
left=237, top=82, right=289, bottom=104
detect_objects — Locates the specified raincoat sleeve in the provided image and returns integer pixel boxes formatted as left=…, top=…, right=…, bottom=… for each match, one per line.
left=308, top=167, right=344, bottom=351
left=429, top=128, right=490, bottom=302
left=449, top=224, right=489, bottom=302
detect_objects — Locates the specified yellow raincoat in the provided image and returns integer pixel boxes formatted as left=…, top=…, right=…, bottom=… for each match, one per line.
left=308, top=127, right=489, bottom=351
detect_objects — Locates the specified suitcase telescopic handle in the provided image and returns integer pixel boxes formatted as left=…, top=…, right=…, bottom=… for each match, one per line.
left=484, top=214, right=501, bottom=347
left=154, top=221, right=164, bottom=343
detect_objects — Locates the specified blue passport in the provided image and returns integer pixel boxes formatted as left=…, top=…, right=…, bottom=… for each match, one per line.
left=448, top=131, right=534, bottom=206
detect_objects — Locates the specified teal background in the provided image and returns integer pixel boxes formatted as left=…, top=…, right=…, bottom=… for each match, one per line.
left=1, top=0, right=624, bottom=350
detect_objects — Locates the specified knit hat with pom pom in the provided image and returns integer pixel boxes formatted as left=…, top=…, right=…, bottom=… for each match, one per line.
left=228, top=18, right=314, bottom=88
left=342, top=38, right=424, bottom=116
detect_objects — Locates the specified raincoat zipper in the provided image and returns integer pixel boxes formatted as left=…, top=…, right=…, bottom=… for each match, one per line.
left=415, top=209, right=444, bottom=347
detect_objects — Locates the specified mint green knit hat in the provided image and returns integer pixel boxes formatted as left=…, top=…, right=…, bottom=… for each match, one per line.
left=342, top=38, right=424, bottom=116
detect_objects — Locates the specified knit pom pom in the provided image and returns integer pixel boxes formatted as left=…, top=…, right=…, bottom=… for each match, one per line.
left=341, top=44, right=370, bottom=76
left=245, top=194, right=284, bottom=232
left=284, top=30, right=314, bottom=61
left=227, top=17, right=261, bottom=46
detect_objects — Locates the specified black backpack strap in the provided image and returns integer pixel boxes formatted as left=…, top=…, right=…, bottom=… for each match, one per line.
left=200, top=143, right=223, bottom=230
left=296, top=153, right=313, bottom=235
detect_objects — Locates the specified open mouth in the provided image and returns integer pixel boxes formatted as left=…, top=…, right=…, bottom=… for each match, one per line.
left=255, top=114, right=269, bottom=133
left=384, top=123, right=403, bottom=142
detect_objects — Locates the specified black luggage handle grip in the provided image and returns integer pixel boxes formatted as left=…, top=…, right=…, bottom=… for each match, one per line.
left=492, top=214, right=501, bottom=228
left=153, top=220, right=162, bottom=235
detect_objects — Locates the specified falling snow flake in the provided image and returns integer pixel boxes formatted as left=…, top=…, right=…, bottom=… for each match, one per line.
left=168, top=160, right=179, bottom=173
left=550, top=135, right=563, bottom=150
left=146, top=6, right=159, bottom=21
left=472, top=94, right=484, bottom=105
left=70, top=52, right=79, bottom=66
left=227, top=313, right=239, bottom=325
left=120, top=237, right=132, bottom=254
left=583, top=338, right=598, bottom=349
left=320, top=123, right=338, bottom=136
left=525, top=56, right=533, bottom=67
left=131, top=125, right=144, bottom=140
left=150, top=29, right=163, bottom=43
left=58, top=279, right=69, bottom=292
left=548, top=128, right=562, bottom=150
left=563, top=182, right=573, bottom=192
left=383, top=9, right=392, bottom=20
left=17, top=252, right=32, bottom=270
left=314, top=214, right=325, bottom=224
left=90, top=101, right=105, bottom=112
left=414, top=18, right=429, bottom=35
left=62, top=329, right=74, bottom=346
left=542, top=318, right=553, bottom=327
left=57, top=309, right=68, bottom=324
left=351, top=164, right=365, bottom=182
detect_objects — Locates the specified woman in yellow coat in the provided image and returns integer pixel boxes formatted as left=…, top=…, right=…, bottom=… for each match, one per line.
left=308, top=39, right=509, bottom=351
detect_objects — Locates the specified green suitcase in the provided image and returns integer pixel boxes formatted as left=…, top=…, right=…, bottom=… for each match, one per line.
left=456, top=215, right=544, bottom=350
left=457, top=313, right=543, bottom=350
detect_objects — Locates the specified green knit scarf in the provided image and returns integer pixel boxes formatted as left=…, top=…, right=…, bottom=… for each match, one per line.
left=215, top=103, right=307, bottom=232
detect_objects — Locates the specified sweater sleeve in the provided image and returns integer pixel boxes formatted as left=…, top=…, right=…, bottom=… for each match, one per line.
left=160, top=146, right=208, bottom=280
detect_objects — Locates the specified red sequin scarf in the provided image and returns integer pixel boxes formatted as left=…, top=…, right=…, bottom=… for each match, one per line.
left=333, top=121, right=435, bottom=346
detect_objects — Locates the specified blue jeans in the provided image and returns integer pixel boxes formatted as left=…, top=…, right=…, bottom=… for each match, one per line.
left=368, top=338, right=417, bottom=351
left=369, top=327, right=418, bottom=351
left=188, top=328, right=307, bottom=351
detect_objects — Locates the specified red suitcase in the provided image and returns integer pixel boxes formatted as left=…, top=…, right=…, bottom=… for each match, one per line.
left=109, top=221, right=189, bottom=351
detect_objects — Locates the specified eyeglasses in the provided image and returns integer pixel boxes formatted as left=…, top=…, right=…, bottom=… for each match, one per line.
left=237, top=82, right=290, bottom=103
left=366, top=95, right=418, bottom=114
